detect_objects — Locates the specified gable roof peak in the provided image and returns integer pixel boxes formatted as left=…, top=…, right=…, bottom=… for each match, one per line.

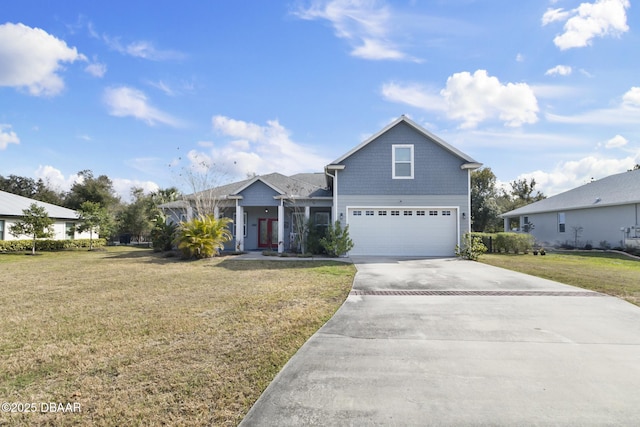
left=328, top=115, right=479, bottom=166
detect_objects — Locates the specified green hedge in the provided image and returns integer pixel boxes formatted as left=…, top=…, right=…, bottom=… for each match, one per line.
left=470, top=232, right=534, bottom=254
left=0, top=238, right=107, bottom=252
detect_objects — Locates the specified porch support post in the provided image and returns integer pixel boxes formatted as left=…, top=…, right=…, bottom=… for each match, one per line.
left=277, top=200, right=285, bottom=253
left=503, top=217, right=509, bottom=232
left=235, top=200, right=244, bottom=252
left=303, top=205, right=311, bottom=253
left=213, top=206, right=219, bottom=219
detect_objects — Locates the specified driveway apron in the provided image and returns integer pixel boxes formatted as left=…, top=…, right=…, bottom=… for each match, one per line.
left=240, top=257, right=640, bottom=426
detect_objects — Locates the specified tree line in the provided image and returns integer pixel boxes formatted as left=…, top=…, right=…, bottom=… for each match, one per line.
left=0, top=170, right=180, bottom=242
left=470, top=168, right=546, bottom=233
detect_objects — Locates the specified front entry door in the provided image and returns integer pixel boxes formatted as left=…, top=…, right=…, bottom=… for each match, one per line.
left=258, top=218, right=278, bottom=249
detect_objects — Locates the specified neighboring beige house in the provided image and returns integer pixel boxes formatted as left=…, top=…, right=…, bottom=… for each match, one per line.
left=501, top=169, right=640, bottom=249
left=0, top=190, right=91, bottom=241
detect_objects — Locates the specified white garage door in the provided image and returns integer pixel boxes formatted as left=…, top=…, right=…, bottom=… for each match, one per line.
left=347, top=207, right=458, bottom=256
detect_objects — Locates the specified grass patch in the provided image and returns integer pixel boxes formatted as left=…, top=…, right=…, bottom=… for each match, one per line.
left=480, top=251, right=640, bottom=305
left=0, top=247, right=355, bottom=426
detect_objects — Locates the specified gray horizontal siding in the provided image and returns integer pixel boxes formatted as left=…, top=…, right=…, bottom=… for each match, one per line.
left=337, top=121, right=468, bottom=196
left=239, top=181, right=280, bottom=206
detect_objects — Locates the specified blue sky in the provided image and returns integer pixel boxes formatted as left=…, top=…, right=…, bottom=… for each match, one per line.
left=1, top=0, right=639, bottom=201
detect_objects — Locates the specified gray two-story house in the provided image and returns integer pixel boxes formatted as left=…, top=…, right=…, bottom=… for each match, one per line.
left=163, top=116, right=481, bottom=256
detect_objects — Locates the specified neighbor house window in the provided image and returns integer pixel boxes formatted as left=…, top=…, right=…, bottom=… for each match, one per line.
left=65, top=222, right=75, bottom=240
left=558, top=212, right=566, bottom=233
left=392, top=145, right=414, bottom=179
left=0, top=220, right=4, bottom=240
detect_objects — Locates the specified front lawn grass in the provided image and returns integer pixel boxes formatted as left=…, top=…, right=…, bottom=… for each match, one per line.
left=0, top=247, right=355, bottom=426
left=480, top=251, right=640, bottom=305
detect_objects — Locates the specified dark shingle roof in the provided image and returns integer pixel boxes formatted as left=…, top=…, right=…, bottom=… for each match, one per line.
left=187, top=172, right=331, bottom=201
left=503, top=169, right=640, bottom=216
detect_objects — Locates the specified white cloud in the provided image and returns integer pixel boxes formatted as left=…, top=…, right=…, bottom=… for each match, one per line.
left=546, top=86, right=640, bottom=124
left=542, top=8, right=571, bottom=25
left=604, top=134, right=628, bottom=148
left=381, top=82, right=446, bottom=112
left=441, top=70, right=539, bottom=128
left=0, top=124, right=20, bottom=150
left=294, top=0, right=416, bottom=61
left=622, top=87, right=640, bottom=106
left=84, top=60, right=107, bottom=78
left=545, top=65, right=572, bottom=76
left=112, top=178, right=160, bottom=202
left=550, top=0, right=630, bottom=50
left=102, top=33, right=185, bottom=61
left=192, top=116, right=332, bottom=178
left=34, top=164, right=159, bottom=202
left=515, top=53, right=525, bottom=62
left=0, top=22, right=86, bottom=96
left=34, top=165, right=80, bottom=192
left=517, top=153, right=639, bottom=196
left=103, top=86, right=183, bottom=127
left=382, top=71, right=539, bottom=128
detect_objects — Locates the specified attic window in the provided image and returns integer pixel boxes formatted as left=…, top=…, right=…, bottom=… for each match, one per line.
left=392, top=145, right=414, bottom=179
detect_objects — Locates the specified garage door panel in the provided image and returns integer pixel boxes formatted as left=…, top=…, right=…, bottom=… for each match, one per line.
left=347, top=208, right=457, bottom=256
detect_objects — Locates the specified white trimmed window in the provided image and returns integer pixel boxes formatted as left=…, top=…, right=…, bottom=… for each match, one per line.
left=315, top=212, right=330, bottom=227
left=442, top=210, right=451, bottom=216
left=403, top=210, right=412, bottom=216
left=429, top=210, right=438, bottom=216
left=392, top=145, right=414, bottom=179
left=232, top=212, right=248, bottom=237
left=365, top=210, right=374, bottom=216
left=353, top=210, right=362, bottom=216
left=558, top=213, right=566, bottom=233
left=378, top=210, right=387, bottom=216
left=416, top=210, right=425, bottom=216
left=391, top=210, right=400, bottom=216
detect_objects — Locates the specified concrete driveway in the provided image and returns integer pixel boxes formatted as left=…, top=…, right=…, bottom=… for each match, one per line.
left=240, top=257, right=640, bottom=426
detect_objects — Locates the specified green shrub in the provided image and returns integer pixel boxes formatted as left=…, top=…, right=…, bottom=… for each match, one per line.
left=151, top=221, right=178, bottom=251
left=491, top=232, right=534, bottom=254
left=319, top=221, right=354, bottom=257
left=175, top=215, right=233, bottom=259
left=455, top=233, right=488, bottom=261
left=0, top=238, right=106, bottom=252
left=306, top=218, right=328, bottom=255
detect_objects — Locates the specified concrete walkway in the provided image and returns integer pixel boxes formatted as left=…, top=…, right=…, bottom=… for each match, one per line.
left=240, top=257, right=640, bottom=426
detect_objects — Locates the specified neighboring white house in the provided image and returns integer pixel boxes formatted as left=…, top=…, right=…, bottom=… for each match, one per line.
left=0, top=190, right=91, bottom=241
left=501, top=169, right=640, bottom=249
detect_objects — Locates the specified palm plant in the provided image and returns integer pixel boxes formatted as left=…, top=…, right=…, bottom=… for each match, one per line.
left=175, top=215, right=233, bottom=259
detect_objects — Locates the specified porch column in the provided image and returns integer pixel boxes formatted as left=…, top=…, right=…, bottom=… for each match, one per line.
left=303, top=206, right=311, bottom=253
left=277, top=200, right=285, bottom=253
left=504, top=217, right=509, bottom=232
left=235, top=200, right=244, bottom=252
left=213, top=206, right=219, bottom=219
